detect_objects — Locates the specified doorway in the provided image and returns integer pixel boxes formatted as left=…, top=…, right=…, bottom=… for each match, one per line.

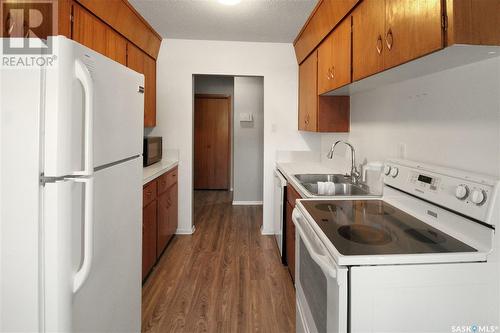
left=192, top=75, right=264, bottom=228
left=193, top=94, right=231, bottom=190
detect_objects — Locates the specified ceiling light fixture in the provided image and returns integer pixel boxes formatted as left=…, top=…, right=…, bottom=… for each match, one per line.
left=218, top=0, right=241, bottom=5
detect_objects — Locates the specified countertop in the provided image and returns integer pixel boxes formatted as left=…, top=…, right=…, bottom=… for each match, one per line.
left=143, top=159, right=179, bottom=185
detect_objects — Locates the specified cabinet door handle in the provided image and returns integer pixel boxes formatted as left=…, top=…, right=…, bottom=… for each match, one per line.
left=330, top=65, right=335, bottom=80
left=376, top=35, right=383, bottom=54
left=326, top=67, right=331, bottom=80
left=385, top=28, right=393, bottom=50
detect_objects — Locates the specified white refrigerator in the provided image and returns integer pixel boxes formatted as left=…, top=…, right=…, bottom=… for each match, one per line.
left=1, top=36, right=144, bottom=332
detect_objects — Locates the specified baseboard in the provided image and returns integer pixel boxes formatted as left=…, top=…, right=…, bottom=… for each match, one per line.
left=260, top=226, right=275, bottom=235
left=232, top=200, right=263, bottom=206
left=176, top=225, right=196, bottom=235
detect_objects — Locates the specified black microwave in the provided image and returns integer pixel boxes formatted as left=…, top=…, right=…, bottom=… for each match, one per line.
left=143, top=137, right=162, bottom=167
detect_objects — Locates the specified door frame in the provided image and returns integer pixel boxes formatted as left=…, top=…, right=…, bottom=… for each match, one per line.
left=193, top=93, right=232, bottom=190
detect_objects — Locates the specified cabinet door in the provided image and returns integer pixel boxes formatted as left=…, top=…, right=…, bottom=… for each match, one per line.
left=143, top=55, right=157, bottom=127
left=127, top=42, right=145, bottom=74
left=142, top=201, right=157, bottom=279
left=156, top=190, right=170, bottom=258
left=72, top=3, right=106, bottom=55
left=352, top=0, right=386, bottom=81
left=127, top=43, right=156, bottom=128
left=384, top=0, right=443, bottom=70
left=317, top=18, right=352, bottom=94
left=168, top=183, right=178, bottom=237
left=105, top=28, right=127, bottom=66
left=285, top=201, right=295, bottom=283
left=298, top=50, right=318, bottom=132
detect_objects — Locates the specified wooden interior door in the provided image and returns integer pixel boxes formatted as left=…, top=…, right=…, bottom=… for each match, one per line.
left=298, top=50, right=318, bottom=131
left=194, top=95, right=231, bottom=190
left=352, top=0, right=386, bottom=81
left=384, top=0, right=443, bottom=70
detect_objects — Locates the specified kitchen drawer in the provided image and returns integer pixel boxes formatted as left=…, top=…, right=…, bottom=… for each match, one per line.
left=158, top=167, right=178, bottom=194
left=287, top=184, right=302, bottom=208
left=143, top=180, right=157, bottom=207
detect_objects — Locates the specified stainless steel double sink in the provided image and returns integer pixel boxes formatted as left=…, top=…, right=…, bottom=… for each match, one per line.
left=293, top=174, right=374, bottom=197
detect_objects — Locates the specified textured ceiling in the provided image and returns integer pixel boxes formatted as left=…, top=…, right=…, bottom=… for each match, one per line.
left=129, top=0, right=317, bottom=43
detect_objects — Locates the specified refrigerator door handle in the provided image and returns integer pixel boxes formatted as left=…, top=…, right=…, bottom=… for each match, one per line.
left=71, top=176, right=94, bottom=293
left=73, top=59, right=94, bottom=176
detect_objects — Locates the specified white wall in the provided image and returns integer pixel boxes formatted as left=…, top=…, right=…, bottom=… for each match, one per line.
left=233, top=76, right=264, bottom=203
left=152, top=39, right=320, bottom=234
left=320, top=57, right=500, bottom=178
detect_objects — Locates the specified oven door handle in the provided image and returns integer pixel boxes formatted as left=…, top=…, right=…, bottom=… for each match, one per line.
left=293, top=210, right=337, bottom=279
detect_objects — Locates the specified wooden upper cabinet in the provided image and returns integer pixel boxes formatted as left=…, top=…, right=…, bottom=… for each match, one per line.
left=72, top=4, right=107, bottom=55
left=445, top=0, right=500, bottom=46
left=143, top=55, right=157, bottom=127
left=294, top=0, right=360, bottom=64
left=127, top=42, right=145, bottom=74
left=105, top=28, right=127, bottom=66
left=298, top=51, right=318, bottom=132
left=353, top=0, right=443, bottom=80
left=127, top=42, right=156, bottom=127
left=383, top=0, right=443, bottom=70
left=352, top=0, right=385, bottom=81
left=299, top=50, right=350, bottom=133
left=75, top=0, right=162, bottom=59
left=317, top=17, right=352, bottom=95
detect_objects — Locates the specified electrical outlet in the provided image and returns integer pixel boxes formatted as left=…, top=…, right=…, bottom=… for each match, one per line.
left=397, top=143, right=407, bottom=159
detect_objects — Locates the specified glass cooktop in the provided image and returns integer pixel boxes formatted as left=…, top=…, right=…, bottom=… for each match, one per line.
left=301, top=200, right=477, bottom=256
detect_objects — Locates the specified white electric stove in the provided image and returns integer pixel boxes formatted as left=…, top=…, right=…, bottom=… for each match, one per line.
left=292, top=159, right=500, bottom=333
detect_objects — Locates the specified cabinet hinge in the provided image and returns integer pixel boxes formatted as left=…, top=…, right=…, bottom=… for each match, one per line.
left=441, top=14, right=448, bottom=31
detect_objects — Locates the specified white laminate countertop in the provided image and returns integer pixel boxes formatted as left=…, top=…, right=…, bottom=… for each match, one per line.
left=143, top=159, right=179, bottom=185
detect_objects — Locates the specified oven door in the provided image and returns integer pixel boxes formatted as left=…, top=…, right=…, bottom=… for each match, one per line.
left=293, top=208, right=348, bottom=333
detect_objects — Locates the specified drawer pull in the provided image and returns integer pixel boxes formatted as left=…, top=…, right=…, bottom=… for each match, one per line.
left=376, top=35, right=383, bottom=54
left=385, top=28, right=393, bottom=50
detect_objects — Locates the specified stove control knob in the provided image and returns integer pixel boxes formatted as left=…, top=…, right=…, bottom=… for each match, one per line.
left=384, top=165, right=392, bottom=175
left=455, top=184, right=469, bottom=200
left=470, top=189, right=486, bottom=206
left=390, top=167, right=399, bottom=178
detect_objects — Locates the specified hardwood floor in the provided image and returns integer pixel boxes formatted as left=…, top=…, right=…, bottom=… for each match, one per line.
left=142, top=190, right=296, bottom=333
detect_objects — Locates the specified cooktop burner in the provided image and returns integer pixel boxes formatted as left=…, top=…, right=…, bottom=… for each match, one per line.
left=301, top=200, right=477, bottom=256
left=338, top=224, right=393, bottom=245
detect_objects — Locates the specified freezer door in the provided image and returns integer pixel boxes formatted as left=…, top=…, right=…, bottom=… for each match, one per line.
left=72, top=157, right=142, bottom=332
left=44, top=36, right=144, bottom=177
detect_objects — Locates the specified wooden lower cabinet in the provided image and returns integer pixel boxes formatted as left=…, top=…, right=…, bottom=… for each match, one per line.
left=285, top=201, right=295, bottom=283
left=142, top=201, right=157, bottom=279
left=285, top=184, right=302, bottom=283
left=142, top=167, right=178, bottom=280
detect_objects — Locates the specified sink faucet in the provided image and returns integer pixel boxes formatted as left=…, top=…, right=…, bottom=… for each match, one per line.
left=326, top=140, right=361, bottom=184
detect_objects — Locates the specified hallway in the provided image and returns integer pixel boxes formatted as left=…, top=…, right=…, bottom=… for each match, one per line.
left=141, top=191, right=295, bottom=332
